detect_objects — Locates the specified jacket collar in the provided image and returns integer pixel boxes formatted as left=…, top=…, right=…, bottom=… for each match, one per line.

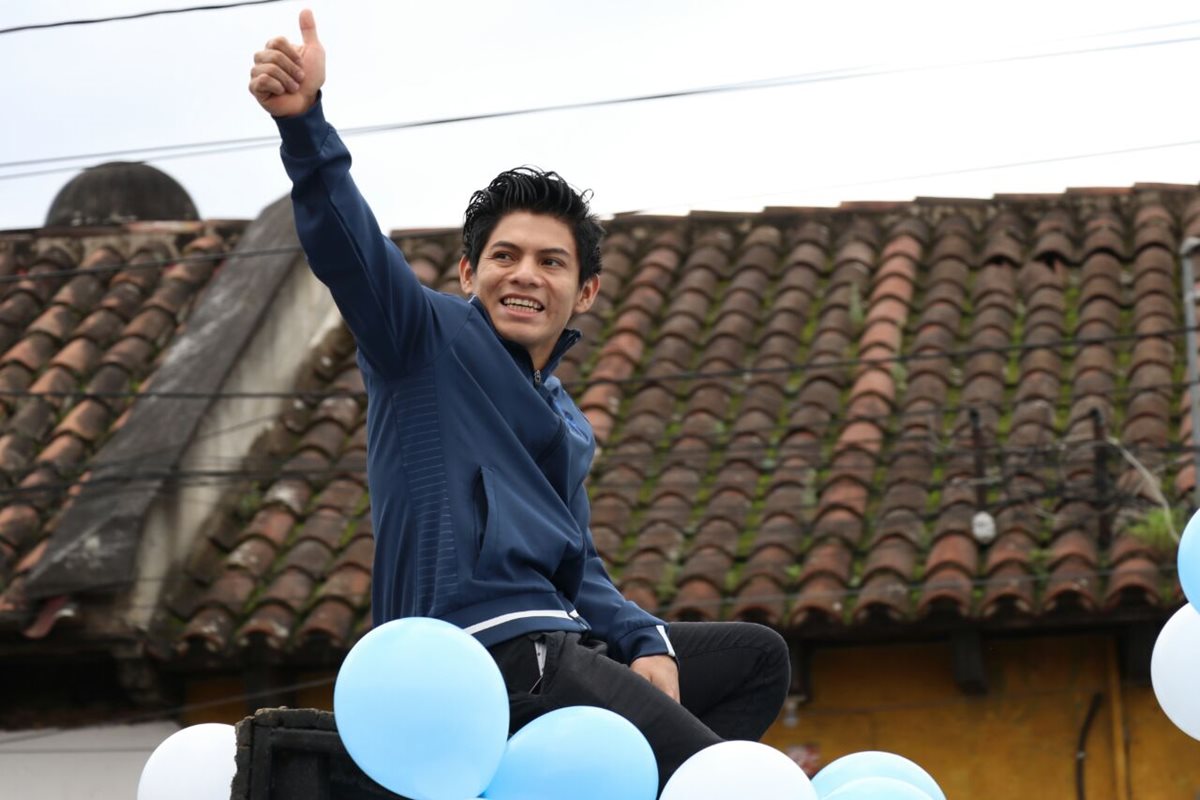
left=468, top=295, right=581, bottom=380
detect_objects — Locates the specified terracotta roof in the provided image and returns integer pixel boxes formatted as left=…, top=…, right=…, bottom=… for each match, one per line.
left=169, top=185, right=1198, bottom=663
left=0, top=220, right=246, bottom=634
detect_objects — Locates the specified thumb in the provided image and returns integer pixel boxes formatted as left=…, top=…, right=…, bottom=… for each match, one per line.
left=298, top=8, right=319, bottom=45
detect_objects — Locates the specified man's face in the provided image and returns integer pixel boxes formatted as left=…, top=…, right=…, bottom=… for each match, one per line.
left=459, top=210, right=599, bottom=369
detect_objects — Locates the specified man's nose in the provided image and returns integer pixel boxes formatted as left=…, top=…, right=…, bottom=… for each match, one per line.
left=510, top=256, right=542, bottom=283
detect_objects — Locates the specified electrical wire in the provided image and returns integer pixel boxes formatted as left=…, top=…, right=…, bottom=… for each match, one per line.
left=4, top=29, right=1200, bottom=180
left=0, top=310, right=1194, bottom=401
left=0, top=432, right=1189, bottom=498
left=0, top=674, right=335, bottom=748
left=44, top=383, right=1180, bottom=479
left=0, top=0, right=292, bottom=36
left=0, top=667, right=1143, bottom=754
left=0, top=374, right=1189, bottom=496
left=0, top=452, right=1150, bottom=561
left=0, top=244, right=297, bottom=286
left=76, top=479, right=1165, bottom=596
left=631, top=137, right=1200, bottom=214
left=102, top=481, right=1181, bottom=598
left=4, top=13, right=1200, bottom=167
left=564, top=322, right=1200, bottom=388
left=0, top=683, right=1139, bottom=754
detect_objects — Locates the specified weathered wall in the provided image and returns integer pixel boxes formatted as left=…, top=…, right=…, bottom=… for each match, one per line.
left=761, top=633, right=1198, bottom=800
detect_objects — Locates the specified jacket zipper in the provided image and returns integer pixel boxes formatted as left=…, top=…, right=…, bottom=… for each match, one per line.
left=533, top=368, right=542, bottom=386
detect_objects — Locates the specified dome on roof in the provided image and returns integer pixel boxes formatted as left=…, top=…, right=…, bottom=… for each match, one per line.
left=45, top=161, right=199, bottom=227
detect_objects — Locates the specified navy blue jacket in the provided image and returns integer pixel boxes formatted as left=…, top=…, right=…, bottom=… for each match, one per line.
left=276, top=100, right=673, bottom=663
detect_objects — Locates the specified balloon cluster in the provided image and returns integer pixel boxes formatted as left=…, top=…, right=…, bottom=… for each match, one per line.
left=335, top=617, right=657, bottom=800
left=656, top=745, right=944, bottom=800
left=1151, top=511, right=1200, bottom=741
left=136, top=618, right=947, bottom=800
left=334, top=619, right=947, bottom=800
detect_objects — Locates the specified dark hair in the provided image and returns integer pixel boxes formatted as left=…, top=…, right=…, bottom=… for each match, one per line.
left=462, top=167, right=604, bottom=284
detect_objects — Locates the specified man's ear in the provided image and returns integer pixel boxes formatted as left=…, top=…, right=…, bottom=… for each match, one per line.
left=458, top=255, right=475, bottom=295
left=573, top=273, right=600, bottom=315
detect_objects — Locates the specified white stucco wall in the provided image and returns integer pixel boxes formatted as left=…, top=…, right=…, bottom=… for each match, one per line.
left=127, top=255, right=341, bottom=633
left=0, top=721, right=181, bottom=799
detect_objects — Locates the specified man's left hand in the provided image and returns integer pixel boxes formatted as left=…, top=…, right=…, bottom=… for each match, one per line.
left=630, top=654, right=680, bottom=702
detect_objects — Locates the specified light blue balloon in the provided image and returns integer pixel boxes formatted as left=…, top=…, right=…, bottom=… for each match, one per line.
left=1181, top=509, right=1200, bottom=610
left=812, top=751, right=945, bottom=800
left=334, top=617, right=509, bottom=800
left=483, top=706, right=657, bottom=800
left=825, top=776, right=934, bottom=800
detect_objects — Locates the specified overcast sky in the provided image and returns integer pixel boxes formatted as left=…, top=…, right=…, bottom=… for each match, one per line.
left=4, top=0, right=1200, bottom=232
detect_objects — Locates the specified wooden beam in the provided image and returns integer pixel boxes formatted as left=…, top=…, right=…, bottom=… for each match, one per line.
left=952, top=630, right=988, bottom=695
left=788, top=640, right=813, bottom=703
left=1119, top=622, right=1158, bottom=686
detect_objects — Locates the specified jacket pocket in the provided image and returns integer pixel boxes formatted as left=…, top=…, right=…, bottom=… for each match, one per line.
left=472, top=466, right=572, bottom=586
left=474, top=465, right=497, bottom=562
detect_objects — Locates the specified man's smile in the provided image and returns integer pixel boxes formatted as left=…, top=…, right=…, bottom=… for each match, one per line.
left=500, top=295, right=545, bottom=315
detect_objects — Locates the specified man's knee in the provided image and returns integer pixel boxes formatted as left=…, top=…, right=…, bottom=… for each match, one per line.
left=741, top=622, right=791, bottom=687
left=737, top=622, right=788, bottom=658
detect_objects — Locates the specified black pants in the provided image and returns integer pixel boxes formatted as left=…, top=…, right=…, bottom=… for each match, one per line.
left=487, top=622, right=791, bottom=792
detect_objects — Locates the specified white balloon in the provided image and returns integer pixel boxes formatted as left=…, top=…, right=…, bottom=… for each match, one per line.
left=661, top=741, right=818, bottom=800
left=1151, top=603, right=1200, bottom=741
left=137, top=723, right=237, bottom=800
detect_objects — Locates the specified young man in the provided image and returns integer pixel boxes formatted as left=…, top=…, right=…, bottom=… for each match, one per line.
left=250, top=10, right=790, bottom=790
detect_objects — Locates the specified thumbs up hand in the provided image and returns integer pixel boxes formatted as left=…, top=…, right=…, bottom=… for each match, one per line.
left=249, top=8, right=325, bottom=117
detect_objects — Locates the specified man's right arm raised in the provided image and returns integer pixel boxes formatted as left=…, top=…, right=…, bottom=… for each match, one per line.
left=250, top=10, right=433, bottom=375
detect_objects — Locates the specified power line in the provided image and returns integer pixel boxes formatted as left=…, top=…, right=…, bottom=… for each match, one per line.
left=90, top=480, right=1157, bottom=596
left=0, top=312, right=1194, bottom=402
left=0, top=364, right=1190, bottom=489
left=0, top=445, right=1074, bottom=493
left=0, top=0, right=292, bottom=36
left=106, top=482, right=1179, bottom=598
left=0, top=423, right=1180, bottom=520
left=13, top=424, right=1195, bottom=483
left=0, top=674, right=335, bottom=748
left=568, top=324, right=1200, bottom=391
left=632, top=137, right=1200, bottom=214
left=0, top=244, right=298, bottom=286
left=0, top=141, right=297, bottom=182
left=0, top=436, right=1182, bottom=511
left=656, top=560, right=1181, bottom=612
left=9, top=376, right=1175, bottom=474
left=0, top=681, right=1154, bottom=754
left=4, top=29, right=1200, bottom=181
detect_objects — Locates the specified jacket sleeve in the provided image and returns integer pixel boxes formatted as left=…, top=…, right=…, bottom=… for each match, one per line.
left=275, top=96, right=437, bottom=375
left=574, top=529, right=676, bottom=665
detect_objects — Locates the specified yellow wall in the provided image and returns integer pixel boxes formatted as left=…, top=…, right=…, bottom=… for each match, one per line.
left=762, top=634, right=1200, bottom=800
left=183, top=635, right=1199, bottom=799
left=182, top=675, right=250, bottom=725
left=181, top=672, right=336, bottom=726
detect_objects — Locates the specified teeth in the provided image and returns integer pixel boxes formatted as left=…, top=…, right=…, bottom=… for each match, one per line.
left=503, top=298, right=543, bottom=311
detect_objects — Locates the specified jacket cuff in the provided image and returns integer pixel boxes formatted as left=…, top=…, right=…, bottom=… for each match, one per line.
left=274, top=92, right=329, bottom=157
left=617, top=623, right=675, bottom=664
